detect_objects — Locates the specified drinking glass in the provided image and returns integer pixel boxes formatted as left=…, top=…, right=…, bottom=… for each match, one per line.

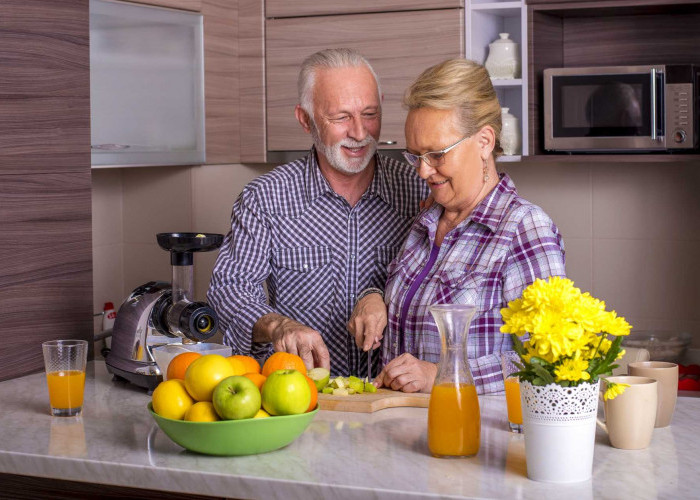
left=501, top=353, right=523, bottom=433
left=42, top=340, right=88, bottom=417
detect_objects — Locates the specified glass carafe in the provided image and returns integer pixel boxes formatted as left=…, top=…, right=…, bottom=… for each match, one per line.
left=427, top=304, right=481, bottom=457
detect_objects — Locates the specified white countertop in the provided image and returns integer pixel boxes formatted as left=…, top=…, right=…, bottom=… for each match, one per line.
left=0, top=361, right=697, bottom=499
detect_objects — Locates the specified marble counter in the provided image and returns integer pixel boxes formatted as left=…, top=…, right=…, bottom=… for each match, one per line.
left=0, top=361, right=697, bottom=499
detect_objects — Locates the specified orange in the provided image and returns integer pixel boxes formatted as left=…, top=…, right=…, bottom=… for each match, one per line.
left=230, top=355, right=261, bottom=374
left=166, top=352, right=202, bottom=381
left=304, top=374, right=318, bottom=413
left=262, top=352, right=306, bottom=378
left=243, top=372, right=266, bottom=390
left=226, top=356, right=248, bottom=376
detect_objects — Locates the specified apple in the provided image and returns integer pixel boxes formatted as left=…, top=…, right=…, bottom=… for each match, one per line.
left=212, top=376, right=261, bottom=420
left=307, top=367, right=330, bottom=391
left=261, top=369, right=311, bottom=416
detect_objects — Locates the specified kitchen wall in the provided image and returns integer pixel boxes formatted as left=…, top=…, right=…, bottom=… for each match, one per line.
left=92, top=159, right=700, bottom=347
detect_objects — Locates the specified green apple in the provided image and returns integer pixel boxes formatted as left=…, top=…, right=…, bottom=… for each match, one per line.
left=348, top=376, right=364, bottom=394
left=307, top=367, right=331, bottom=391
left=212, top=375, right=261, bottom=420
left=364, top=382, right=377, bottom=393
left=261, top=369, right=311, bottom=416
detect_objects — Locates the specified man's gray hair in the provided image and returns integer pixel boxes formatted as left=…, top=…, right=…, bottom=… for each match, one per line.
left=298, top=48, right=382, bottom=118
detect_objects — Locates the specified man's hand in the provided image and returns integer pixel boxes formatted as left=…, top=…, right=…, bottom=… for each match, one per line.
left=254, top=313, right=330, bottom=371
left=347, top=293, right=387, bottom=351
left=374, top=353, right=437, bottom=393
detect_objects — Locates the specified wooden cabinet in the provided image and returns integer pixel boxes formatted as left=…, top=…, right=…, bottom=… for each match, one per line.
left=526, top=0, right=700, bottom=162
left=265, top=9, right=464, bottom=151
left=0, top=0, right=92, bottom=381
left=266, top=0, right=461, bottom=18
left=124, top=0, right=201, bottom=12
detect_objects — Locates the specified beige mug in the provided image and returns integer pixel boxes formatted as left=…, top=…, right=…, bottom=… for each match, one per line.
left=628, top=361, right=678, bottom=428
left=597, top=376, right=657, bottom=449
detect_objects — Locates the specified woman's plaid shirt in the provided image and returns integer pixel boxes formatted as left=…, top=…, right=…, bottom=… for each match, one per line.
left=382, top=174, right=566, bottom=394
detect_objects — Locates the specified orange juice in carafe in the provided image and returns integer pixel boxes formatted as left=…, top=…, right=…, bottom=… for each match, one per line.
left=428, top=383, right=480, bottom=456
left=427, top=304, right=481, bottom=457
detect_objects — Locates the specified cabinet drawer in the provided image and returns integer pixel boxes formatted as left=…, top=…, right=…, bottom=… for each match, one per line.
left=266, top=0, right=463, bottom=19
left=266, top=9, right=464, bottom=151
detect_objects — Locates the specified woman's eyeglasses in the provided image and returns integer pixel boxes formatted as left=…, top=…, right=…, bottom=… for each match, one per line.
left=401, top=135, right=471, bottom=168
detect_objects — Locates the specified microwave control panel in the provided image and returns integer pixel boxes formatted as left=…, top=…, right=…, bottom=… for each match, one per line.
left=665, top=83, right=695, bottom=149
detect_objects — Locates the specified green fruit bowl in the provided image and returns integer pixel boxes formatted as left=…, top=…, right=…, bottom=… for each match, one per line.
left=148, top=403, right=318, bottom=456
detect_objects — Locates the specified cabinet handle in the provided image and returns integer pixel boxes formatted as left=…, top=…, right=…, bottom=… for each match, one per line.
left=91, top=144, right=131, bottom=150
left=378, top=140, right=397, bottom=145
left=650, top=68, right=658, bottom=142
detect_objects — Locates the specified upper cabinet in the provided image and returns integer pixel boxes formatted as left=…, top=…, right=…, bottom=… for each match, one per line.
left=526, top=0, right=700, bottom=162
left=265, top=7, right=464, bottom=152
left=90, top=0, right=205, bottom=167
left=266, top=0, right=462, bottom=18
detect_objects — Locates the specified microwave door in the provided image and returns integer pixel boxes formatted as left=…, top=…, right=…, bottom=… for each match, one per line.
left=546, top=71, right=664, bottom=151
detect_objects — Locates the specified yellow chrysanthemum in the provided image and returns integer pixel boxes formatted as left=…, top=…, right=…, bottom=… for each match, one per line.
left=500, top=276, right=634, bottom=381
left=554, top=356, right=590, bottom=382
left=603, top=382, right=630, bottom=400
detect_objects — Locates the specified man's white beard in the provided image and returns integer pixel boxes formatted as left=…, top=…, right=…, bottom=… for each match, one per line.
left=311, top=123, right=377, bottom=175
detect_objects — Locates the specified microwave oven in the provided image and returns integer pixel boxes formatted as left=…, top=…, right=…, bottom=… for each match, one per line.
left=543, top=65, right=699, bottom=152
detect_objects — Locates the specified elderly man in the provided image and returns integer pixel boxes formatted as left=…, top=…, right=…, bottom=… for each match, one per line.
left=208, top=48, right=428, bottom=376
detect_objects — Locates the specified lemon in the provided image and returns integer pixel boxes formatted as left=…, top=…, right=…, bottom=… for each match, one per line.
left=254, top=409, right=270, bottom=418
left=184, top=401, right=220, bottom=422
left=152, top=379, right=194, bottom=420
left=184, top=354, right=236, bottom=402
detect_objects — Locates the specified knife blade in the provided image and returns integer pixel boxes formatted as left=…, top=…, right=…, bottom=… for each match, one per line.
left=367, top=341, right=372, bottom=383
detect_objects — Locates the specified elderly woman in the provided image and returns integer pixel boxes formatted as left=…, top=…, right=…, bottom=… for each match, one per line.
left=348, top=59, right=566, bottom=394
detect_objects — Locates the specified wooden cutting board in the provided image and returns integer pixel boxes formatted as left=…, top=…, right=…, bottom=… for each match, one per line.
left=318, top=388, right=430, bottom=413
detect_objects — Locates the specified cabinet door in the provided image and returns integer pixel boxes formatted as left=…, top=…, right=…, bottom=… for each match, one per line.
left=266, top=0, right=462, bottom=18
left=266, top=9, right=464, bottom=151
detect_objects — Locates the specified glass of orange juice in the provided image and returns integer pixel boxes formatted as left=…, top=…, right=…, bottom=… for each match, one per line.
left=501, top=353, right=523, bottom=433
left=42, top=340, right=88, bottom=417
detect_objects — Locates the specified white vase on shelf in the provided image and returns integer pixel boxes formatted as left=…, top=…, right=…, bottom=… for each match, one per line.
left=500, top=107, right=521, bottom=156
left=485, top=33, right=520, bottom=80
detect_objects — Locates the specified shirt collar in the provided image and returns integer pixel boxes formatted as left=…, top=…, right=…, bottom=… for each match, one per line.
left=304, top=147, right=335, bottom=202
left=416, top=173, right=518, bottom=234
left=303, top=146, right=390, bottom=205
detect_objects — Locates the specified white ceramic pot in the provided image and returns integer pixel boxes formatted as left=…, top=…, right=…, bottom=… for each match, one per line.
left=521, top=380, right=600, bottom=483
left=500, top=107, right=521, bottom=156
left=485, top=33, right=520, bottom=79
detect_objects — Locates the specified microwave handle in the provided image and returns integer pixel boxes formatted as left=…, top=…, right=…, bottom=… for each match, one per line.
left=651, top=68, right=658, bottom=141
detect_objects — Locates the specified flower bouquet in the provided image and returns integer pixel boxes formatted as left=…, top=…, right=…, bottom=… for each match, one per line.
left=501, top=276, right=632, bottom=399
left=500, top=276, right=633, bottom=483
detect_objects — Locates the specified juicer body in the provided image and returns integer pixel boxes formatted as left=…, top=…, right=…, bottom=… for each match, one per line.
left=105, top=281, right=177, bottom=391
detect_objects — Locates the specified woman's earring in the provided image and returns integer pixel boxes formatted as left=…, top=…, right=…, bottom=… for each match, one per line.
left=482, top=158, right=489, bottom=182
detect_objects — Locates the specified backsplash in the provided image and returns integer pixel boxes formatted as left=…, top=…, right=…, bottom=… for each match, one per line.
left=92, top=159, right=700, bottom=349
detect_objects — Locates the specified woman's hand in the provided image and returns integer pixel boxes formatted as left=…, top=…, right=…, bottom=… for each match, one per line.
left=374, top=353, right=437, bottom=393
left=347, top=292, right=386, bottom=351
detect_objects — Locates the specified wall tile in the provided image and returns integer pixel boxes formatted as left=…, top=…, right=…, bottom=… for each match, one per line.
left=560, top=237, right=593, bottom=293
left=501, top=162, right=592, bottom=239
left=121, top=166, right=193, bottom=244
left=122, top=242, right=171, bottom=296
left=91, top=169, right=123, bottom=247
left=592, top=162, right=700, bottom=241
left=593, top=238, right=700, bottom=330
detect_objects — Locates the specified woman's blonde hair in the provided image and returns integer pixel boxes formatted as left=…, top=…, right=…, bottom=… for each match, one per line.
left=404, top=59, right=503, bottom=158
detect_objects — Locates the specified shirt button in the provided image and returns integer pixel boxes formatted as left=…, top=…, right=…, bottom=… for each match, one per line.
left=350, top=293, right=355, bottom=298
left=350, top=254, right=356, bottom=260
left=303, top=264, right=309, bottom=269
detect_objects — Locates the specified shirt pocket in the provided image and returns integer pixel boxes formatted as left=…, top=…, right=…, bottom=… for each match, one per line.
left=434, top=268, right=488, bottom=310
left=371, top=245, right=401, bottom=289
left=272, top=246, right=333, bottom=306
